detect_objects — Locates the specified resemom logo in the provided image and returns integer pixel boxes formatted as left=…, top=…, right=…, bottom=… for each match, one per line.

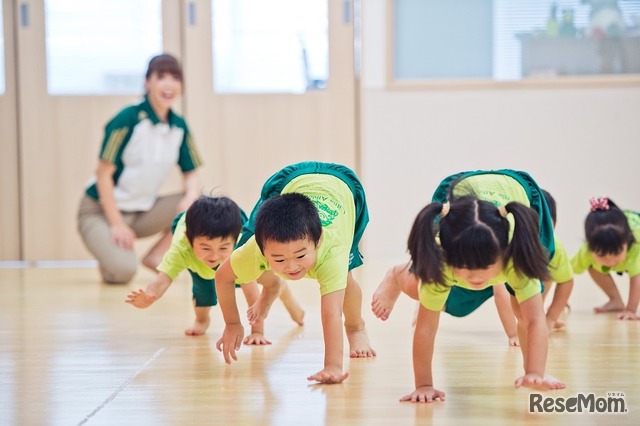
left=529, top=392, right=628, bottom=414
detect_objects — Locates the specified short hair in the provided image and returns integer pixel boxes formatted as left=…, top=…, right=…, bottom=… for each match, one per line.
left=254, top=193, right=322, bottom=252
left=145, top=53, right=183, bottom=82
left=541, top=189, right=557, bottom=226
left=185, top=196, right=243, bottom=244
left=585, top=198, right=634, bottom=255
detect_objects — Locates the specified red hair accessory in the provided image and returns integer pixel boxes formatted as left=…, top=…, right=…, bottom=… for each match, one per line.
left=589, top=196, right=609, bottom=212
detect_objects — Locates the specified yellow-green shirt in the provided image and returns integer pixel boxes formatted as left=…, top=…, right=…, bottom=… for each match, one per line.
left=548, top=236, right=573, bottom=283
left=230, top=174, right=356, bottom=296
left=419, top=262, right=542, bottom=311
left=571, top=211, right=640, bottom=277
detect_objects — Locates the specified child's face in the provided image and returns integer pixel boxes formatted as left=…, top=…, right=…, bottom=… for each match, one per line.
left=262, top=237, right=319, bottom=280
left=593, top=245, right=627, bottom=268
left=452, top=261, right=503, bottom=289
left=145, top=71, right=182, bottom=112
left=191, top=235, right=236, bottom=268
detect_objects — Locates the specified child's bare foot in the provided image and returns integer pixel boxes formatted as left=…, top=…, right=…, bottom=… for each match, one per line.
left=515, top=373, right=565, bottom=390
left=279, top=289, right=305, bottom=326
left=594, top=300, right=625, bottom=313
left=185, top=318, right=210, bottom=336
left=371, top=268, right=402, bottom=321
left=346, top=324, right=376, bottom=358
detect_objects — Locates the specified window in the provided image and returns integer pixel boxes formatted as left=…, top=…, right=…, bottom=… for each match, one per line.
left=45, top=0, right=162, bottom=95
left=393, top=0, right=640, bottom=81
left=212, top=0, right=329, bottom=93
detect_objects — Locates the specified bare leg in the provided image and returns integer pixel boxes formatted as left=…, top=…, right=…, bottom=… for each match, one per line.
left=344, top=272, right=376, bottom=358
left=142, top=230, right=172, bottom=272
left=185, top=304, right=211, bottom=336
left=278, top=281, right=305, bottom=325
left=371, top=263, right=418, bottom=320
left=589, top=268, right=624, bottom=313
left=494, top=284, right=519, bottom=346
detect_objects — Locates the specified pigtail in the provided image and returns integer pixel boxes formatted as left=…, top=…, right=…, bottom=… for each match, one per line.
left=504, top=202, right=550, bottom=281
left=408, top=203, right=446, bottom=285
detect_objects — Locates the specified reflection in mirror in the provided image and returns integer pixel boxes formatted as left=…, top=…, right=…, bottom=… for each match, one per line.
left=45, top=0, right=162, bottom=95
left=212, top=0, right=329, bottom=93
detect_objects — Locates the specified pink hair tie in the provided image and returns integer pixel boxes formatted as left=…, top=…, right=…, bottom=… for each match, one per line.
left=589, top=196, right=609, bottom=212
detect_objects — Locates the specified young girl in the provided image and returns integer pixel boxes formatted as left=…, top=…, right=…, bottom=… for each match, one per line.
left=571, top=197, right=640, bottom=320
left=372, top=169, right=566, bottom=402
left=78, top=53, right=202, bottom=284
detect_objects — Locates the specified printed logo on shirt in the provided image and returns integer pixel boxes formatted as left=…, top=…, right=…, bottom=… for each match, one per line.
left=316, top=202, right=339, bottom=226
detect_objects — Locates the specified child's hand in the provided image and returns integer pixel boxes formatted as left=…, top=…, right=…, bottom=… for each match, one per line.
left=400, top=386, right=445, bottom=403
left=243, top=332, right=272, bottom=346
left=508, top=335, right=520, bottom=346
left=515, top=373, right=565, bottom=390
left=617, top=310, right=640, bottom=320
left=125, top=289, right=157, bottom=308
left=215, top=323, right=244, bottom=364
left=307, top=367, right=349, bottom=384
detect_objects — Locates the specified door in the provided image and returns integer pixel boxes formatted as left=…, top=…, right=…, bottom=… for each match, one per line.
left=0, top=0, right=20, bottom=260
left=15, top=0, right=183, bottom=260
left=182, top=0, right=358, bottom=211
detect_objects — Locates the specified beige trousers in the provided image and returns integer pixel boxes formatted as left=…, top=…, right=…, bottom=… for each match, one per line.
left=77, top=193, right=183, bottom=283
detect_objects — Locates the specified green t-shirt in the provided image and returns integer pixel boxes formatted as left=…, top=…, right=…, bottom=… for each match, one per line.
left=85, top=96, right=202, bottom=212
left=571, top=211, right=640, bottom=277
left=157, top=214, right=217, bottom=280
left=230, top=174, right=356, bottom=296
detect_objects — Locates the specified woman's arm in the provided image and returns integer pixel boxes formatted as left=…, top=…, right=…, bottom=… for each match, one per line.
left=95, top=160, right=135, bottom=249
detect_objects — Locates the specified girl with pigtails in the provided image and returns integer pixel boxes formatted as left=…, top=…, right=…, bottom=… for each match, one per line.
left=571, top=197, right=640, bottom=320
left=371, top=170, right=565, bottom=402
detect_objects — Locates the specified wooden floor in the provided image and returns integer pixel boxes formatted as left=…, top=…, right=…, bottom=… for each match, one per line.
left=0, top=265, right=638, bottom=426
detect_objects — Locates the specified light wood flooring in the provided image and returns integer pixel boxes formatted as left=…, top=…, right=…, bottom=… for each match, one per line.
left=0, top=265, right=639, bottom=426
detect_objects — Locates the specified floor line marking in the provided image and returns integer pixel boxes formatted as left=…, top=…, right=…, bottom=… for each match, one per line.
left=76, top=347, right=165, bottom=426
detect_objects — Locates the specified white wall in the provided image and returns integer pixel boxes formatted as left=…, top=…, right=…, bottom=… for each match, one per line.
left=360, top=0, right=640, bottom=267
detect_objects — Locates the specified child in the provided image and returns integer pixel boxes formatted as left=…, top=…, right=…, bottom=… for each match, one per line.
left=571, top=196, right=640, bottom=320
left=78, top=53, right=202, bottom=284
left=464, top=188, right=574, bottom=345
left=214, top=161, right=375, bottom=384
left=372, top=169, right=565, bottom=402
left=125, top=196, right=304, bottom=342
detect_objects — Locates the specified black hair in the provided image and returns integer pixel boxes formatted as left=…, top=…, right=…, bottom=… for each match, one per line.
left=185, top=196, right=243, bottom=244
left=254, top=193, right=322, bottom=252
left=585, top=198, right=634, bottom=255
left=408, top=195, right=550, bottom=286
left=145, top=53, right=183, bottom=82
left=541, top=189, right=557, bottom=227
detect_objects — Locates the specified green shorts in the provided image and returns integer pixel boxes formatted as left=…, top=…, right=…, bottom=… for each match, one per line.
left=237, top=161, right=369, bottom=270
left=445, top=282, right=545, bottom=317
